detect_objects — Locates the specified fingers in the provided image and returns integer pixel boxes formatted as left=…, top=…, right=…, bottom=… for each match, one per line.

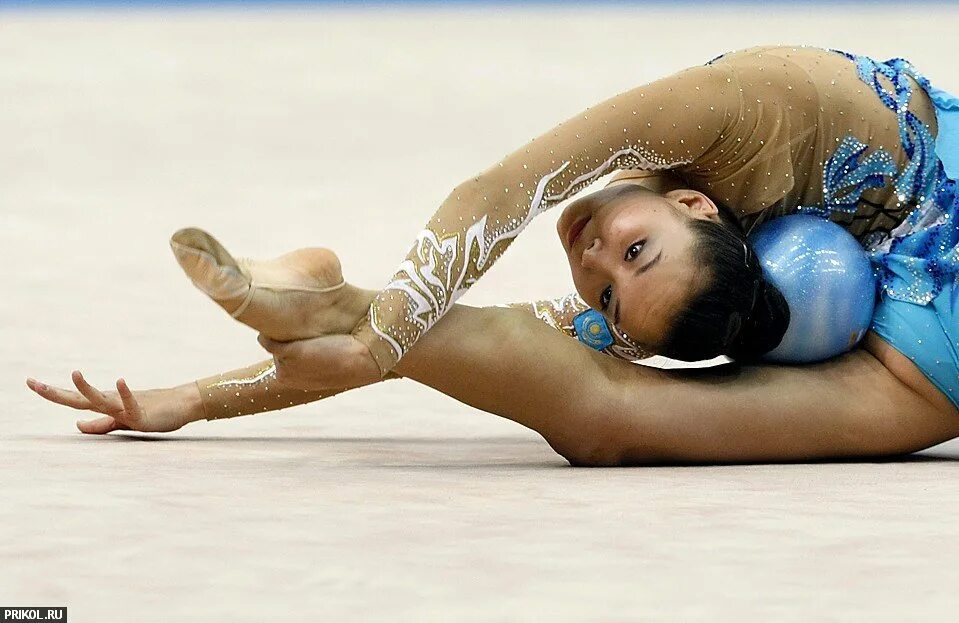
left=76, top=415, right=122, bottom=435
left=26, top=378, right=94, bottom=411
left=72, top=370, right=123, bottom=415
left=29, top=373, right=141, bottom=434
left=115, top=378, right=144, bottom=424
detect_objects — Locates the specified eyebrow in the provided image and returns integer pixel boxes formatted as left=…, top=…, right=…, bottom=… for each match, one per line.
left=635, top=249, right=662, bottom=276
left=614, top=249, right=662, bottom=326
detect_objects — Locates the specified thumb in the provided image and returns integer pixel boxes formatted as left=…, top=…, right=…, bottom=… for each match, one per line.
left=76, top=415, right=121, bottom=435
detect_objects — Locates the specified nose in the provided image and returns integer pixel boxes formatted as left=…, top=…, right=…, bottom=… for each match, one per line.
left=580, top=237, right=603, bottom=270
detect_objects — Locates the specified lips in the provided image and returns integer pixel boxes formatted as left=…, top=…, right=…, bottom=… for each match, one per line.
left=566, top=215, right=590, bottom=249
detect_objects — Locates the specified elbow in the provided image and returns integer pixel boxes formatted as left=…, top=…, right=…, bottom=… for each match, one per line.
left=447, top=170, right=509, bottom=207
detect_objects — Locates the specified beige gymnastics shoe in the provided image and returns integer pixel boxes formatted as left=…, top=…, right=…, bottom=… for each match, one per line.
left=169, top=227, right=363, bottom=341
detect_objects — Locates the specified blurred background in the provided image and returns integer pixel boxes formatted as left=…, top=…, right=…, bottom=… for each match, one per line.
left=3, top=2, right=959, bottom=621
left=6, top=0, right=959, bottom=385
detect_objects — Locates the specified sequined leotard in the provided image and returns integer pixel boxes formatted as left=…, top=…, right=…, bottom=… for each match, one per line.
left=199, top=44, right=957, bottom=419
left=347, top=44, right=941, bottom=375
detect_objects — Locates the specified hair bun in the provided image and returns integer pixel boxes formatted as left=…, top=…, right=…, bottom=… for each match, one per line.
left=728, top=278, right=790, bottom=361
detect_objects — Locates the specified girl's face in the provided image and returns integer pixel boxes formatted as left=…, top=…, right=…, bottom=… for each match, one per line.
left=556, top=184, right=721, bottom=350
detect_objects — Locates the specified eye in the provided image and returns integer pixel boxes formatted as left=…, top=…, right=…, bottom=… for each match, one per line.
left=600, top=285, right=612, bottom=310
left=624, top=240, right=646, bottom=262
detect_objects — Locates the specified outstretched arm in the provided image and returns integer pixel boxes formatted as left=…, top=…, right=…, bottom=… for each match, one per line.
left=351, top=61, right=738, bottom=374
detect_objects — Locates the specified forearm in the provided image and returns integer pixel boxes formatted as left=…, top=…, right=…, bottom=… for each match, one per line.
left=196, top=359, right=343, bottom=421
left=195, top=358, right=399, bottom=421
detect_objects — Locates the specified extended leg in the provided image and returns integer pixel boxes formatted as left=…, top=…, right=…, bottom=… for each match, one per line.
left=391, top=305, right=959, bottom=465
left=198, top=295, right=959, bottom=465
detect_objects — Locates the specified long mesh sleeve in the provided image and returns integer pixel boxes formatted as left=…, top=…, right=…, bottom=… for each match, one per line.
left=351, top=62, right=738, bottom=374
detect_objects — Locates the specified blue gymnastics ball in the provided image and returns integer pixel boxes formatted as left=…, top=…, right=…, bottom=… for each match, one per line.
left=748, top=214, right=877, bottom=363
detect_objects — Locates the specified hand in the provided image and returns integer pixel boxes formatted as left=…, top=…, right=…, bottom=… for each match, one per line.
left=26, top=370, right=204, bottom=434
left=257, top=333, right=381, bottom=391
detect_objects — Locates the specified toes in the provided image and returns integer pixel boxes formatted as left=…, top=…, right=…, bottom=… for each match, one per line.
left=170, top=229, right=251, bottom=301
left=170, top=228, right=243, bottom=274
left=170, top=227, right=228, bottom=261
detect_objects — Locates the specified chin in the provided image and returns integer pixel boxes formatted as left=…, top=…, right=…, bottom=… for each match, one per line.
left=558, top=200, right=586, bottom=233
left=556, top=205, right=573, bottom=241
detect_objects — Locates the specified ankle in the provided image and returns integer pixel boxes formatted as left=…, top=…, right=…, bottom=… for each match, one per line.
left=339, top=285, right=378, bottom=320
left=314, top=284, right=378, bottom=333
left=351, top=286, right=379, bottom=309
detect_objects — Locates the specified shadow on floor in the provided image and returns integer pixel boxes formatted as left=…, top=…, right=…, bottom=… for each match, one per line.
left=12, top=434, right=959, bottom=468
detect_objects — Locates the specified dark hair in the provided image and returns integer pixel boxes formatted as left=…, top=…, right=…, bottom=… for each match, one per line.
left=659, top=201, right=790, bottom=362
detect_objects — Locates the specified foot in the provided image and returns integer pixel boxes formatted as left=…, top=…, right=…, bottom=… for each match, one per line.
left=169, top=227, right=370, bottom=341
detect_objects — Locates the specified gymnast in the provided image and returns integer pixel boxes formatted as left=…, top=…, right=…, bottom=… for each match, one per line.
left=27, top=44, right=959, bottom=465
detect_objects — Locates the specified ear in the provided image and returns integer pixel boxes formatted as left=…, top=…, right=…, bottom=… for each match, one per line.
left=664, top=189, right=722, bottom=223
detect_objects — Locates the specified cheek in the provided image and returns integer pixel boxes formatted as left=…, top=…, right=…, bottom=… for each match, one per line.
left=567, top=263, right=597, bottom=307
left=625, top=278, right=684, bottom=345
left=617, top=303, right=649, bottom=343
